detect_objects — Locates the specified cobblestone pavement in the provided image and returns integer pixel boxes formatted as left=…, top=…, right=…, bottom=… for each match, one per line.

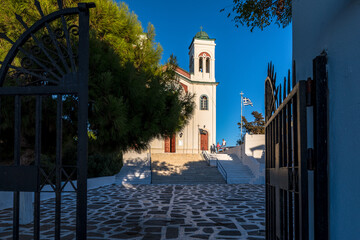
left=0, top=184, right=265, bottom=240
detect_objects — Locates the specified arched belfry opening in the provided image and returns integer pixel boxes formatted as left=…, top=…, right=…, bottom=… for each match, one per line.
left=198, top=52, right=211, bottom=74
left=206, top=58, right=210, bottom=73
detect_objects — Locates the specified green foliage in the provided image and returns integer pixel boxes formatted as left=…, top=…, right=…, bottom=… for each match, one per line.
left=88, top=153, right=122, bottom=178
left=0, top=0, right=195, bottom=176
left=236, top=139, right=243, bottom=145
left=220, top=0, right=292, bottom=31
left=86, top=36, right=194, bottom=152
left=238, top=111, right=265, bottom=135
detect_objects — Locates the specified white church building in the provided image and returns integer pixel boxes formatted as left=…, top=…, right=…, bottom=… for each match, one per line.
left=150, top=30, right=218, bottom=153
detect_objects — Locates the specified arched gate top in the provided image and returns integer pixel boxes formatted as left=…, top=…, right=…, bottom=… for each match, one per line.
left=0, top=1, right=95, bottom=88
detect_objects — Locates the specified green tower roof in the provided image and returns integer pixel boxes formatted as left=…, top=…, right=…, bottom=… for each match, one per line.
left=189, top=28, right=215, bottom=49
left=194, top=30, right=210, bottom=39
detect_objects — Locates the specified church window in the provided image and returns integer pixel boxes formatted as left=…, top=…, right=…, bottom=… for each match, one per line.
left=199, top=57, right=203, bottom=72
left=200, top=95, right=208, bottom=110
left=206, top=58, right=210, bottom=73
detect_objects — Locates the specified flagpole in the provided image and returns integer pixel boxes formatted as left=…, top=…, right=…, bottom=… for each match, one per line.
left=240, top=91, right=244, bottom=142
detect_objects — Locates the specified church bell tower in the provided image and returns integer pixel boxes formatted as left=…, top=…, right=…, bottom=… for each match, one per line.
left=188, top=27, right=216, bottom=82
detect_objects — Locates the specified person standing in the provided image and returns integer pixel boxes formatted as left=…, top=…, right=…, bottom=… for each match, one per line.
left=222, top=139, right=226, bottom=152
left=216, top=142, right=220, bottom=153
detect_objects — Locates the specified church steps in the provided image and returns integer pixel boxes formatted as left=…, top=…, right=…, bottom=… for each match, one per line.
left=151, top=153, right=202, bottom=163
left=213, top=153, right=255, bottom=184
left=151, top=153, right=225, bottom=184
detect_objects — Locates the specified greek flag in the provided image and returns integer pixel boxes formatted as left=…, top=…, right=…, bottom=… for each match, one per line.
left=243, top=97, right=253, bottom=106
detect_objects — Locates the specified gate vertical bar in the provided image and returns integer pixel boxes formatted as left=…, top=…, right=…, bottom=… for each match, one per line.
left=288, top=98, right=293, bottom=240
left=77, top=3, right=92, bottom=239
left=13, top=95, right=21, bottom=240
left=55, top=95, right=63, bottom=240
left=276, top=113, right=281, bottom=238
left=313, top=55, right=328, bottom=239
left=34, top=96, right=42, bottom=240
left=297, top=81, right=308, bottom=240
left=0, top=98, right=1, bottom=163
left=265, top=122, right=269, bottom=239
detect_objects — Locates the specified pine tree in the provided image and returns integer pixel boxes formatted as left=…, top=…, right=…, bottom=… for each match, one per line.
left=0, top=0, right=195, bottom=169
left=238, top=111, right=265, bottom=136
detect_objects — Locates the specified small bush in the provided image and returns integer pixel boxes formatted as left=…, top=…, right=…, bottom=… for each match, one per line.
left=88, top=153, right=122, bottom=178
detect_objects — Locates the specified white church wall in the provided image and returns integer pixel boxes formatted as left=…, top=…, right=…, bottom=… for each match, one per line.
left=148, top=138, right=164, bottom=153
left=193, top=83, right=217, bottom=147
left=212, top=84, right=216, bottom=145
left=293, top=0, right=360, bottom=238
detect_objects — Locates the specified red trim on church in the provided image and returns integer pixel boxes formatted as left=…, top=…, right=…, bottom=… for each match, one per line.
left=180, top=82, right=188, bottom=93
left=198, top=52, right=211, bottom=58
left=175, top=67, right=191, bottom=79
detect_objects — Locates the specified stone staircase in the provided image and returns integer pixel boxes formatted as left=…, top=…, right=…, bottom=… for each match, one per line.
left=214, top=153, right=254, bottom=184
left=115, top=151, right=151, bottom=185
left=151, top=153, right=226, bottom=184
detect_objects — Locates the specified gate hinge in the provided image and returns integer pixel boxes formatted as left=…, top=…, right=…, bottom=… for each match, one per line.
left=307, top=148, right=315, bottom=170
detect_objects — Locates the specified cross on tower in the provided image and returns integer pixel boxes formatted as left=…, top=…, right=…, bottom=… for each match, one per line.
left=200, top=26, right=203, bottom=32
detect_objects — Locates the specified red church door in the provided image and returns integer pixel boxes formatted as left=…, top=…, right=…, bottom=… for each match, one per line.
left=200, top=131, right=208, bottom=150
left=165, top=137, right=170, bottom=152
left=165, top=134, right=176, bottom=153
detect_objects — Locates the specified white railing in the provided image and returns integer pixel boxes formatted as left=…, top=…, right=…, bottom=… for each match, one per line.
left=201, top=150, right=211, bottom=165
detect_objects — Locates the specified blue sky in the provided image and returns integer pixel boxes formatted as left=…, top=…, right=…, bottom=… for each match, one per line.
left=124, top=0, right=292, bottom=146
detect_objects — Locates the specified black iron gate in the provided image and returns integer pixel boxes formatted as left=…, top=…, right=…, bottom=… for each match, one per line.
left=0, top=1, right=94, bottom=239
left=265, top=63, right=309, bottom=240
left=265, top=56, right=328, bottom=240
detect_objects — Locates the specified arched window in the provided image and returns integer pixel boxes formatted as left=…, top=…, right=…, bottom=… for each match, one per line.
left=200, top=95, right=208, bottom=110
left=206, top=58, right=210, bottom=73
left=199, top=57, right=203, bottom=72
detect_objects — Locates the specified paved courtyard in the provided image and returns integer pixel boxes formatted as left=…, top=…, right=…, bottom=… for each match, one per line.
left=0, top=184, right=265, bottom=240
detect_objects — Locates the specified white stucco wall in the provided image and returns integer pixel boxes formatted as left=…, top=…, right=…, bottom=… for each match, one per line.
left=244, top=134, right=265, bottom=159
left=293, top=0, right=360, bottom=238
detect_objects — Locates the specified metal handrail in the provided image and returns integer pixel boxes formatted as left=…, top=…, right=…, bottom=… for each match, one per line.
left=202, top=150, right=211, bottom=165
left=216, top=159, right=228, bottom=183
